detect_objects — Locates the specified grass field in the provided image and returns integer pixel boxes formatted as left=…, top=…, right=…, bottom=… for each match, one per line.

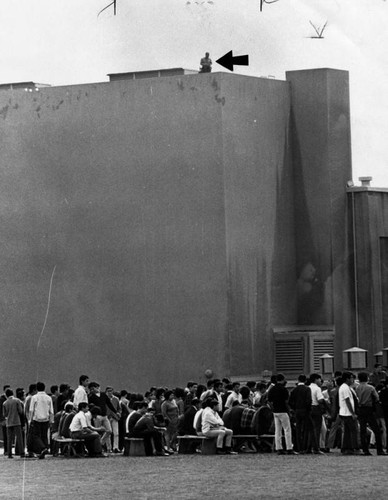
left=0, top=451, right=387, bottom=500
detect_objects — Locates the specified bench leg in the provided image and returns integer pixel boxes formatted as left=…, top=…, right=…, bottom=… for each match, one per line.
left=202, top=438, right=217, bottom=455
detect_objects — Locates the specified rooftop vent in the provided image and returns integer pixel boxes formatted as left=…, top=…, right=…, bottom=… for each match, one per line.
left=359, top=176, right=372, bottom=187
left=108, top=68, right=198, bottom=82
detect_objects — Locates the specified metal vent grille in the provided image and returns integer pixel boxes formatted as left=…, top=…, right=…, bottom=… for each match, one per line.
left=275, top=339, right=304, bottom=372
left=313, top=339, right=334, bottom=372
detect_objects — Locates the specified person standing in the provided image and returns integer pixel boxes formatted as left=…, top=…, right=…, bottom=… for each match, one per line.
left=288, top=375, right=312, bottom=453
left=28, top=382, right=54, bottom=459
left=268, top=373, right=298, bottom=455
left=338, top=372, right=358, bottom=455
left=0, top=385, right=11, bottom=455
left=355, top=372, right=386, bottom=455
left=3, top=389, right=25, bottom=458
left=309, top=373, right=327, bottom=454
left=73, top=375, right=89, bottom=410
left=199, top=52, right=212, bottom=73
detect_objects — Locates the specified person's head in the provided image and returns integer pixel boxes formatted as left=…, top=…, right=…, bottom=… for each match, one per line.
left=342, top=371, right=355, bottom=386
left=309, top=373, right=322, bottom=386
left=28, top=384, right=37, bottom=395
left=50, top=385, right=59, bottom=395
left=375, top=363, right=383, bottom=372
left=191, top=398, right=200, bottom=409
left=298, top=374, right=307, bottom=384
left=208, top=399, right=219, bottom=410
left=155, top=387, right=165, bottom=400
left=90, top=405, right=101, bottom=416
left=164, top=390, right=174, bottom=401
left=78, top=402, right=89, bottom=413
left=137, top=402, right=148, bottom=414
left=16, top=388, right=25, bottom=400
left=5, top=388, right=13, bottom=398
left=214, top=380, right=223, bottom=393
left=36, top=382, right=45, bottom=392
left=3, top=385, right=10, bottom=393
left=174, top=387, right=185, bottom=400
left=276, top=373, right=286, bottom=385
left=205, top=52, right=209, bottom=57
left=120, top=389, right=128, bottom=399
left=206, top=379, right=214, bottom=389
left=88, top=382, right=100, bottom=393
left=270, top=375, right=278, bottom=385
left=358, top=372, right=369, bottom=383
left=240, top=386, right=250, bottom=400
left=256, top=382, right=267, bottom=394
left=232, top=382, right=240, bottom=393
left=79, top=375, right=89, bottom=387
left=246, top=381, right=256, bottom=391
left=59, top=383, right=69, bottom=394
left=196, top=384, right=206, bottom=398
left=105, top=386, right=114, bottom=398
left=64, top=402, right=74, bottom=412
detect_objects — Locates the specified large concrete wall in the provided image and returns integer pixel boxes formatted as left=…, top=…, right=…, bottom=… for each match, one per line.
left=219, top=75, right=296, bottom=375
left=0, top=73, right=294, bottom=390
left=286, top=69, right=354, bottom=369
left=350, top=189, right=388, bottom=364
left=0, top=75, right=230, bottom=390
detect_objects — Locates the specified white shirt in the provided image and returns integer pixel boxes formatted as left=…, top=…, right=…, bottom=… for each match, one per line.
left=70, top=411, right=88, bottom=432
left=73, top=386, right=88, bottom=410
left=29, top=391, right=54, bottom=423
left=310, top=382, right=324, bottom=406
left=201, top=407, right=224, bottom=434
left=225, top=391, right=242, bottom=409
left=339, top=383, right=354, bottom=416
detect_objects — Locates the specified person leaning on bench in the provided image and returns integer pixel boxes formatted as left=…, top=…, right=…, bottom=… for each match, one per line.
left=201, top=399, right=237, bottom=455
left=70, top=402, right=106, bottom=457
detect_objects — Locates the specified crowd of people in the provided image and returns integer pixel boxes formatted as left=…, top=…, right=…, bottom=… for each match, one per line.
left=1, top=363, right=388, bottom=459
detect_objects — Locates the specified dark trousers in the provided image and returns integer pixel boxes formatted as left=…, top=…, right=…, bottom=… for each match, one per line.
left=1, top=424, right=8, bottom=454
left=294, top=410, right=311, bottom=452
left=358, top=407, right=383, bottom=453
left=133, top=429, right=164, bottom=456
left=311, top=407, right=323, bottom=451
left=340, top=416, right=358, bottom=451
left=71, top=429, right=102, bottom=455
left=7, top=425, right=24, bottom=456
left=30, top=421, right=49, bottom=454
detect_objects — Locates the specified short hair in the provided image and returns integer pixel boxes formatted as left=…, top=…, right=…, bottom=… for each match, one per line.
left=78, top=402, right=89, bottom=411
left=276, top=373, right=285, bottom=382
left=246, top=381, right=256, bottom=389
left=16, top=388, right=25, bottom=399
left=240, top=386, right=250, bottom=399
left=88, top=382, right=100, bottom=390
left=206, top=379, right=214, bottom=388
left=105, top=386, right=114, bottom=392
left=79, top=375, right=89, bottom=385
left=5, top=388, right=13, bottom=397
left=375, top=363, right=382, bottom=369
left=232, top=381, right=240, bottom=389
left=174, top=387, right=185, bottom=399
left=155, top=387, right=165, bottom=399
left=358, top=372, right=369, bottom=383
left=187, top=381, right=197, bottom=389
left=309, top=373, right=322, bottom=383
left=342, top=371, right=354, bottom=383
left=3, top=385, right=10, bottom=392
left=214, top=380, right=223, bottom=390
left=64, top=402, right=74, bottom=411
left=36, top=382, right=45, bottom=392
left=164, top=390, right=174, bottom=401
left=120, top=390, right=128, bottom=398
left=50, top=385, right=58, bottom=394
left=298, top=374, right=307, bottom=383
left=59, top=383, right=69, bottom=393
left=28, top=384, right=37, bottom=394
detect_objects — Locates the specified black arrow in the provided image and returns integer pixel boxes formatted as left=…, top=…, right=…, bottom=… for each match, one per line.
left=216, top=51, right=249, bottom=72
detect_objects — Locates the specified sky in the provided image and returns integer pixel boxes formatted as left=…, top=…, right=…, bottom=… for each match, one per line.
left=1, top=0, right=387, bottom=186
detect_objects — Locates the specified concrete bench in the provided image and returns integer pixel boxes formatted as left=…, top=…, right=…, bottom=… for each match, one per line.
left=53, top=437, right=85, bottom=457
left=177, top=435, right=217, bottom=455
left=124, top=437, right=146, bottom=456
